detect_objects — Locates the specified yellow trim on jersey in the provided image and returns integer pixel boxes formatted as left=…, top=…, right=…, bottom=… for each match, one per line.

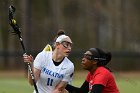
left=43, top=44, right=52, bottom=52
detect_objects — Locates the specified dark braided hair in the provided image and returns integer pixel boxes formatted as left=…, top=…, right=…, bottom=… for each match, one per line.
left=89, top=48, right=112, bottom=71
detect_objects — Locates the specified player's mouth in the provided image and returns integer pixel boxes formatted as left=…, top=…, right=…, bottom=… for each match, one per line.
left=65, top=51, right=70, bottom=54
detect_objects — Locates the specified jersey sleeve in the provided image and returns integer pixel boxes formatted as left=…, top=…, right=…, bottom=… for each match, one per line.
left=93, top=72, right=109, bottom=87
left=33, top=51, right=46, bottom=70
left=62, top=64, right=74, bottom=83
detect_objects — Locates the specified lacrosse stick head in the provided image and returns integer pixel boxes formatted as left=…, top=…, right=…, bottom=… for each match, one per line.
left=9, top=6, right=16, bottom=21
left=9, top=5, right=21, bottom=35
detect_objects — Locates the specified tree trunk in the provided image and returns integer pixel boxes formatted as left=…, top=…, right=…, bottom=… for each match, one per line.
left=1, top=0, right=9, bottom=69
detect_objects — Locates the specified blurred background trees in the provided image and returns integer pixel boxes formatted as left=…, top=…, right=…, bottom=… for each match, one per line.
left=0, top=0, right=140, bottom=71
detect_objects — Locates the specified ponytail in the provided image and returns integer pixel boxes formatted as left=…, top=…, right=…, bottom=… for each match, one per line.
left=105, top=52, right=112, bottom=63
left=54, top=29, right=65, bottom=42
left=57, top=29, right=65, bottom=37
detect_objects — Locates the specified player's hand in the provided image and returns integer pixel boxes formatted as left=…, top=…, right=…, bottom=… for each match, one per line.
left=23, top=54, right=34, bottom=64
left=52, top=89, right=69, bottom=93
left=61, top=89, right=69, bottom=93
left=51, top=90, right=61, bottom=93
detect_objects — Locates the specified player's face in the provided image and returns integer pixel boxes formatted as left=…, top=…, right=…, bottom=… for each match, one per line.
left=59, top=41, right=72, bottom=57
left=81, top=51, right=96, bottom=70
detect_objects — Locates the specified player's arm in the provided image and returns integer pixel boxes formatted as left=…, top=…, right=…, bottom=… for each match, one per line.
left=28, top=67, right=40, bottom=85
left=66, top=80, right=89, bottom=93
left=66, top=81, right=103, bottom=93
left=23, top=54, right=40, bottom=85
left=90, top=84, right=103, bottom=93
left=52, top=81, right=68, bottom=93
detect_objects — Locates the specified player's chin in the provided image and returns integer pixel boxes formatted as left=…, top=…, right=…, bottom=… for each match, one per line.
left=81, top=64, right=86, bottom=69
left=65, top=52, right=70, bottom=56
left=64, top=54, right=69, bottom=57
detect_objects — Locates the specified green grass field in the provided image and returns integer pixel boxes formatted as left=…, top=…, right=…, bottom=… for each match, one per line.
left=0, top=71, right=140, bottom=93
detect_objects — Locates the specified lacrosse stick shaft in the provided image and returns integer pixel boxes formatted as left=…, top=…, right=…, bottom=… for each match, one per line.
left=18, top=35, right=39, bottom=93
left=9, top=5, right=39, bottom=93
left=18, top=35, right=26, bottom=53
left=27, top=63, right=39, bottom=93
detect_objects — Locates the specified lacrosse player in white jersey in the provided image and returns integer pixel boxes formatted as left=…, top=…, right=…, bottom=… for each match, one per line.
left=23, top=29, right=74, bottom=93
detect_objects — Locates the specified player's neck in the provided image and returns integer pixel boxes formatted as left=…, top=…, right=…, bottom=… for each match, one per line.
left=89, top=66, right=97, bottom=74
left=52, top=51, right=64, bottom=62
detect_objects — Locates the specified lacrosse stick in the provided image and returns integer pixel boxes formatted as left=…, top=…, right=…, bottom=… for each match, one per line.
left=9, top=5, right=39, bottom=93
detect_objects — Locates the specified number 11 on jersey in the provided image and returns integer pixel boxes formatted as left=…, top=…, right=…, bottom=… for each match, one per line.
left=47, top=78, right=53, bottom=86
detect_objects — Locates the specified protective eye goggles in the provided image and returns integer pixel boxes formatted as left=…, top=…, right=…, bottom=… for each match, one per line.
left=83, top=54, right=106, bottom=61
left=83, top=54, right=94, bottom=60
left=61, top=41, right=72, bottom=48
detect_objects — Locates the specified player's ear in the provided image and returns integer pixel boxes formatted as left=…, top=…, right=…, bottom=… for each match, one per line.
left=54, top=42, right=61, bottom=49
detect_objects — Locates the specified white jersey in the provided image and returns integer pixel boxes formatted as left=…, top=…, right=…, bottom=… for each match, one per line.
left=33, top=50, right=74, bottom=93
